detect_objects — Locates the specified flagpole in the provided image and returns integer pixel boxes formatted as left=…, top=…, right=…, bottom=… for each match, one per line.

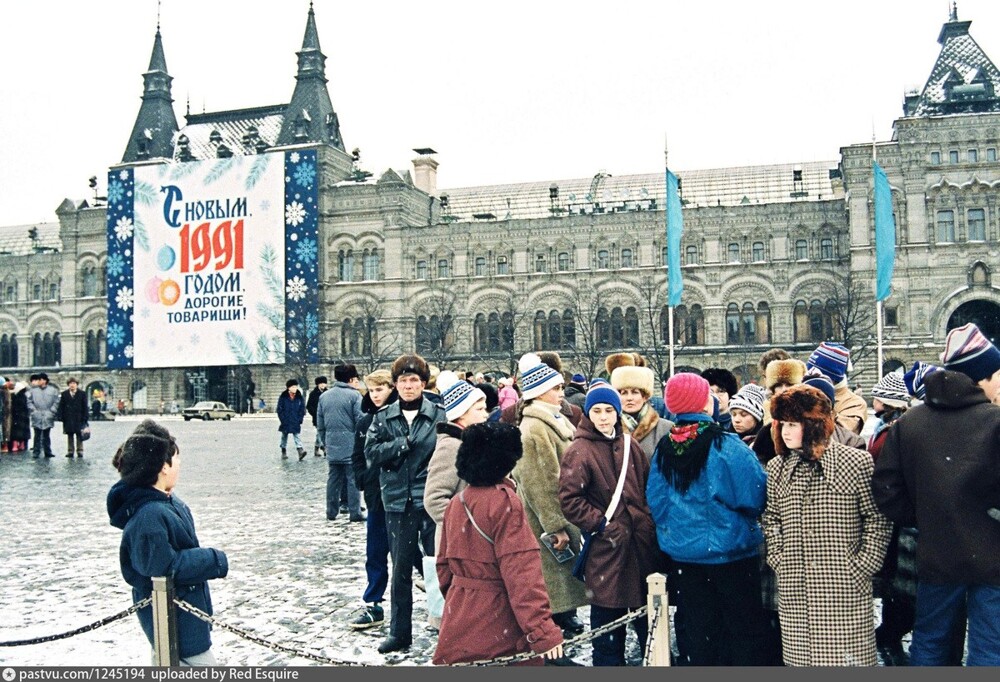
left=873, top=126, right=884, bottom=381
left=665, top=135, right=675, bottom=377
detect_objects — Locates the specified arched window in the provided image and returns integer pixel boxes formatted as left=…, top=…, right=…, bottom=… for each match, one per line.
left=727, top=243, right=741, bottom=263
left=353, top=318, right=366, bottom=355
left=416, top=259, right=428, bottom=280
left=726, top=303, right=741, bottom=344
left=0, top=334, right=18, bottom=367
left=49, top=282, right=59, bottom=300
left=475, top=257, right=486, bottom=277
left=820, top=238, right=834, bottom=260
left=437, top=259, right=450, bottom=279
left=533, top=311, right=548, bottom=350
left=82, top=267, right=98, bottom=297
left=685, top=245, right=698, bottom=266
left=662, top=246, right=669, bottom=265
left=625, top=307, right=639, bottom=347
left=548, top=311, right=561, bottom=349
left=621, top=248, right=633, bottom=268
left=416, top=316, right=430, bottom=353
left=795, top=239, right=808, bottom=260
left=609, top=307, right=624, bottom=348
left=557, top=252, right=570, bottom=271
left=473, top=313, right=487, bottom=352
left=742, top=302, right=757, bottom=343
left=755, top=303, right=771, bottom=345
left=597, top=307, right=610, bottom=349
left=501, top=312, right=515, bottom=352
left=562, top=309, right=575, bottom=348
left=488, top=313, right=502, bottom=352
left=793, top=300, right=808, bottom=342
left=752, top=241, right=765, bottom=262
left=85, top=330, right=98, bottom=365
left=4, top=280, right=16, bottom=302
left=341, top=318, right=353, bottom=355
left=338, top=250, right=354, bottom=282
left=669, top=304, right=704, bottom=346
left=597, top=250, right=610, bottom=269
left=363, top=250, right=380, bottom=280
left=937, top=210, right=955, bottom=243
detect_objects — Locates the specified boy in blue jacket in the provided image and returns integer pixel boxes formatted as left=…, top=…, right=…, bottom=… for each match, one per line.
left=107, top=420, right=228, bottom=665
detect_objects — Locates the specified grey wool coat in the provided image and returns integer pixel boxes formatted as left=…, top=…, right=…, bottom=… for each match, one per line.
left=423, top=422, right=467, bottom=552
left=762, top=440, right=892, bottom=666
left=511, top=401, right=588, bottom=614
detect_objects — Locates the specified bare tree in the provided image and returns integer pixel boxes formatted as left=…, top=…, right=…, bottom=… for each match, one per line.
left=566, top=284, right=610, bottom=381
left=637, top=275, right=670, bottom=387
left=349, top=297, right=403, bottom=375
left=819, top=269, right=881, bottom=381
left=469, top=293, right=532, bottom=377
left=415, top=278, right=463, bottom=370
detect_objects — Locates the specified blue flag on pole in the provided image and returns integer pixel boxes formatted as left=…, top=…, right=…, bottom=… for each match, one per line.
left=666, top=169, right=684, bottom=306
left=873, top=161, right=895, bottom=302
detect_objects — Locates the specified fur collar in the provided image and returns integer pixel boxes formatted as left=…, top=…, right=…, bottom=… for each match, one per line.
left=623, top=403, right=660, bottom=443
left=522, top=401, right=576, bottom=442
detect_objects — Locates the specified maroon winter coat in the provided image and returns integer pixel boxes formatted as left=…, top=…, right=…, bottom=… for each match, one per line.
left=433, top=479, right=563, bottom=666
left=558, top=416, right=661, bottom=609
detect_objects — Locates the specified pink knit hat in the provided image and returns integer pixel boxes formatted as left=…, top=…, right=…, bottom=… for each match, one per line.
left=664, top=373, right=711, bottom=415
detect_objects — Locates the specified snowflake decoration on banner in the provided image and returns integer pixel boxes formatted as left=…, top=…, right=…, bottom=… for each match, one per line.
left=124, top=345, right=135, bottom=359
left=288, top=339, right=300, bottom=354
left=285, top=201, right=306, bottom=226
left=306, top=312, right=319, bottom=337
left=115, top=286, right=134, bottom=311
left=286, top=276, right=307, bottom=301
left=294, top=162, right=316, bottom=188
left=190, top=334, right=200, bottom=345
left=140, top=308, right=151, bottom=318
left=119, top=170, right=129, bottom=181
left=107, top=181, right=124, bottom=204
left=107, top=324, right=125, bottom=348
left=114, top=217, right=134, bottom=241
left=106, top=252, right=125, bottom=277
left=289, top=152, right=301, bottom=164
left=295, top=237, right=317, bottom=265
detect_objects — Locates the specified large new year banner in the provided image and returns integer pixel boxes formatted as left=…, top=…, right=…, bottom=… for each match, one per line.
left=105, top=150, right=320, bottom=368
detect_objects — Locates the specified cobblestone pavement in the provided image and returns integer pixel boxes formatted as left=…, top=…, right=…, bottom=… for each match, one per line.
left=0, top=416, right=604, bottom=667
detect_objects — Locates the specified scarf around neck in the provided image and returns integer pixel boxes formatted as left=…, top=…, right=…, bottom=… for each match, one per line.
left=654, top=419, right=725, bottom=494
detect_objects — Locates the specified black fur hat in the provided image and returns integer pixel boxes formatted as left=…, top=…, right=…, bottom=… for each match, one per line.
left=456, top=422, right=523, bottom=487
left=701, top=367, right=738, bottom=396
left=769, top=384, right=835, bottom=461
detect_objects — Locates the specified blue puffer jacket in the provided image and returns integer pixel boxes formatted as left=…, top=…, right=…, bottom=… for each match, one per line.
left=107, top=481, right=228, bottom=658
left=276, top=390, right=306, bottom=434
left=646, top=412, right=767, bottom=564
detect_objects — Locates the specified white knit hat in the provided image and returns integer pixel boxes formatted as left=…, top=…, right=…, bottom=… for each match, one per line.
left=870, top=368, right=910, bottom=409
left=518, top=353, right=563, bottom=401
left=436, top=370, right=486, bottom=422
left=729, top=385, right=765, bottom=422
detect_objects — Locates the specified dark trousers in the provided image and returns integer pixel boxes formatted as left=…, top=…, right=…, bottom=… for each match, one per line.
left=385, top=504, right=435, bottom=641
left=326, top=462, right=361, bottom=519
left=66, top=433, right=83, bottom=455
left=590, top=604, right=649, bottom=666
left=32, top=428, right=52, bottom=456
left=363, top=509, right=389, bottom=604
left=911, top=582, right=992, bottom=666
left=672, top=556, right=768, bottom=666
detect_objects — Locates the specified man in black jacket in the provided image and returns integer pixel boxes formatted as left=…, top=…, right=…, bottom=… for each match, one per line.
left=57, top=377, right=89, bottom=457
left=364, top=353, right=446, bottom=654
left=306, top=376, right=328, bottom=457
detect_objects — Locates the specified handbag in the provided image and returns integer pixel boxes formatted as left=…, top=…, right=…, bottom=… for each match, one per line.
left=572, top=434, right=630, bottom=581
left=79, top=424, right=91, bottom=442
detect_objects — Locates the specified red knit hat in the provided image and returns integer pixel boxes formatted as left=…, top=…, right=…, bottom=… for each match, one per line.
left=664, top=373, right=711, bottom=415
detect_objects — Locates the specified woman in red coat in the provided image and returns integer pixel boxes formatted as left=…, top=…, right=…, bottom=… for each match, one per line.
left=433, top=421, right=564, bottom=666
left=558, top=383, right=661, bottom=666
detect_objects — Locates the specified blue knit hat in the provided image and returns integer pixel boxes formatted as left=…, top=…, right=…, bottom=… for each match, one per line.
left=518, top=353, right=564, bottom=401
left=802, top=372, right=836, bottom=406
left=436, top=370, right=486, bottom=421
left=807, top=342, right=851, bottom=384
left=940, top=323, right=1000, bottom=382
left=585, top=383, right=622, bottom=416
left=903, top=361, right=943, bottom=401
left=571, top=373, right=587, bottom=385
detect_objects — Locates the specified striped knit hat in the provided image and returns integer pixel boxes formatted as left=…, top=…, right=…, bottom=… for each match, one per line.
left=903, top=361, right=943, bottom=401
left=940, top=323, right=1000, bottom=382
left=870, top=369, right=910, bottom=408
left=518, top=353, right=564, bottom=401
left=436, top=370, right=486, bottom=421
left=729, top=385, right=765, bottom=422
left=807, top=342, right=851, bottom=384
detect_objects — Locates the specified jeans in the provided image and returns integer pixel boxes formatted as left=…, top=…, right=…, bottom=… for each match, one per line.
left=385, top=504, right=436, bottom=641
left=363, top=509, right=390, bottom=604
left=32, top=428, right=52, bottom=456
left=326, top=462, right=361, bottom=518
left=279, top=431, right=303, bottom=450
left=590, top=604, right=649, bottom=666
left=911, top=582, right=999, bottom=666
left=672, top=556, right=768, bottom=665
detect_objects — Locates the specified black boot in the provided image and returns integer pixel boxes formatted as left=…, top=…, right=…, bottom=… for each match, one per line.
left=281, top=448, right=288, bottom=460
left=298, top=447, right=307, bottom=461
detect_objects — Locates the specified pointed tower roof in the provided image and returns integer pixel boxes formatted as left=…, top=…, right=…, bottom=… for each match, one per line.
left=905, top=5, right=1000, bottom=117
left=121, top=29, right=180, bottom=162
left=276, top=4, right=345, bottom=150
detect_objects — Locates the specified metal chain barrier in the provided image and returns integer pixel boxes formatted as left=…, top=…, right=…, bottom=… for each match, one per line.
left=0, top=597, right=152, bottom=647
left=172, top=599, right=369, bottom=666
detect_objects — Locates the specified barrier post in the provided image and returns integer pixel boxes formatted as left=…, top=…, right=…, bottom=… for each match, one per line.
left=151, top=576, right=179, bottom=666
left=645, top=572, right=671, bottom=666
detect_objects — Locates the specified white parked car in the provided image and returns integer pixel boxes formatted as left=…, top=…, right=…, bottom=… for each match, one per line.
left=182, top=401, right=236, bottom=421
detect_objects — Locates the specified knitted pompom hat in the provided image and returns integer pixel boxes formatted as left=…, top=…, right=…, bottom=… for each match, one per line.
left=664, top=373, right=711, bottom=416
left=518, top=352, right=564, bottom=401
left=806, top=342, right=851, bottom=384
left=870, top=369, right=910, bottom=409
left=940, top=323, right=1000, bottom=382
left=903, top=361, right=942, bottom=401
left=436, top=370, right=486, bottom=422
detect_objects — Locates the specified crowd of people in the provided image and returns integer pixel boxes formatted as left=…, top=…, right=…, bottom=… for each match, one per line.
left=103, top=322, right=1000, bottom=667
left=0, top=372, right=90, bottom=457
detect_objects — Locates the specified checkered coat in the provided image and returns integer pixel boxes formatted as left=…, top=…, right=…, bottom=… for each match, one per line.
left=762, top=441, right=892, bottom=666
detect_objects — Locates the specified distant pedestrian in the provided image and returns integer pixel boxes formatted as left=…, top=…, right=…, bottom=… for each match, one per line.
left=433, top=421, right=565, bottom=666
left=1, top=376, right=11, bottom=453
left=317, top=364, right=364, bottom=520
left=563, top=373, right=588, bottom=410
left=497, top=377, right=519, bottom=412
left=9, top=380, right=30, bottom=452
left=27, top=372, right=59, bottom=458
left=702, top=368, right=739, bottom=432
left=57, top=377, right=89, bottom=458
left=107, top=419, right=228, bottom=665
left=276, top=379, right=306, bottom=460
left=306, top=375, right=329, bottom=457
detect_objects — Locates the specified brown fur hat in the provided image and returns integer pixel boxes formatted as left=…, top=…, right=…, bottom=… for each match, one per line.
left=391, top=354, right=430, bottom=382
left=758, top=348, right=791, bottom=378
left=537, top=351, right=563, bottom=373
left=605, top=352, right=636, bottom=376
left=765, top=358, right=807, bottom=391
left=769, top=384, right=835, bottom=460
left=631, top=353, right=648, bottom=367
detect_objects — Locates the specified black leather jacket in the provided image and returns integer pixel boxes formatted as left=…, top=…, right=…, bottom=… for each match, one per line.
left=364, top=397, right=446, bottom=513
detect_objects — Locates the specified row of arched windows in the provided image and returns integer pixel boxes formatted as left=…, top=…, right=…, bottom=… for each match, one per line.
left=85, top=329, right=107, bottom=365
left=0, top=334, right=17, bottom=367
left=416, top=315, right=455, bottom=354
left=473, top=313, right=516, bottom=353
left=0, top=330, right=108, bottom=368
left=336, top=249, right=380, bottom=283
left=31, top=332, right=61, bottom=367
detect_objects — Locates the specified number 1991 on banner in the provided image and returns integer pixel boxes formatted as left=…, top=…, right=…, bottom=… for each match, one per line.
left=179, top=220, right=245, bottom=273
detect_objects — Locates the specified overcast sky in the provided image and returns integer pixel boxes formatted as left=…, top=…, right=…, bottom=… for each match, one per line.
left=2, top=0, right=1000, bottom=226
